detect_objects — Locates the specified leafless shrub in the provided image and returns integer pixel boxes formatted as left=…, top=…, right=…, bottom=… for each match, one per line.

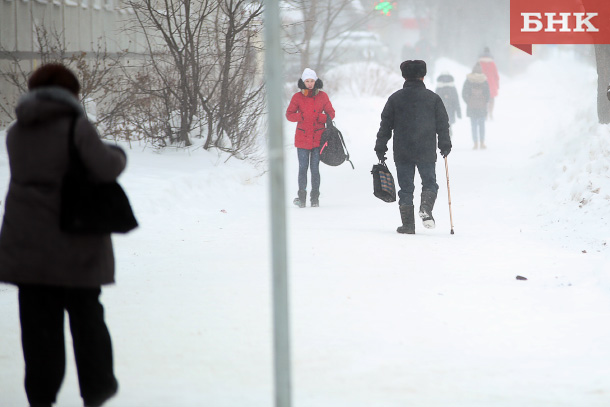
left=0, top=25, right=121, bottom=126
left=124, top=0, right=265, bottom=158
left=281, top=0, right=377, bottom=78
left=0, top=23, right=125, bottom=132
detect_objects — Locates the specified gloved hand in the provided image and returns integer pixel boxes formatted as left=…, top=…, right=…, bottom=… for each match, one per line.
left=440, top=147, right=451, bottom=158
left=376, top=150, right=386, bottom=162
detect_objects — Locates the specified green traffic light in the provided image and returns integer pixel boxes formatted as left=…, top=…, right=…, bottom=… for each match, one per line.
left=374, top=1, right=394, bottom=15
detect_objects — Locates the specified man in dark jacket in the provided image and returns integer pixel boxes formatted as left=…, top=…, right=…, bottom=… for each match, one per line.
left=375, top=60, right=451, bottom=234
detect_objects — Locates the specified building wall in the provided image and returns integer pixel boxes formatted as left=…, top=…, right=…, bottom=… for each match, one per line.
left=0, top=0, right=144, bottom=127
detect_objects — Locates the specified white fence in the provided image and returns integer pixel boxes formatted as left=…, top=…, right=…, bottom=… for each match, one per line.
left=0, top=0, right=147, bottom=54
left=0, top=0, right=146, bottom=126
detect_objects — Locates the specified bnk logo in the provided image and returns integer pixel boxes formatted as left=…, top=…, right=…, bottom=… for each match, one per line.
left=510, top=0, right=610, bottom=54
left=521, top=13, right=598, bottom=32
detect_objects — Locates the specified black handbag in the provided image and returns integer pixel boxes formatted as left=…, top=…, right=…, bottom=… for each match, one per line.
left=60, top=115, right=138, bottom=234
left=371, top=161, right=397, bottom=203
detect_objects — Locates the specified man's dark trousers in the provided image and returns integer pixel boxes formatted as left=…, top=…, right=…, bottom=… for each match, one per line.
left=395, top=161, right=439, bottom=206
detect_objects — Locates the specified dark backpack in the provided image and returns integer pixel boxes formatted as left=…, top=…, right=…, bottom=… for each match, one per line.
left=469, top=82, right=487, bottom=109
left=319, top=118, right=354, bottom=169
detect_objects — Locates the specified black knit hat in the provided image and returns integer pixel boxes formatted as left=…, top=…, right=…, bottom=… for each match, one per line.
left=400, top=60, right=427, bottom=79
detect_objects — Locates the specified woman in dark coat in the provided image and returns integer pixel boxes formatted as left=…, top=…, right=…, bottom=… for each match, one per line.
left=0, top=64, right=125, bottom=407
left=435, top=72, right=461, bottom=125
left=435, top=72, right=461, bottom=138
left=285, top=68, right=335, bottom=207
left=462, top=63, right=491, bottom=149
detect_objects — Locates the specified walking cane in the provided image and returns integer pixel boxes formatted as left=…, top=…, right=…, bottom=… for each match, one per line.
left=444, top=156, right=455, bottom=235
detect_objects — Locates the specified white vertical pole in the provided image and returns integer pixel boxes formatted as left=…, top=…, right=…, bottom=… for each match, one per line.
left=263, top=1, right=292, bottom=407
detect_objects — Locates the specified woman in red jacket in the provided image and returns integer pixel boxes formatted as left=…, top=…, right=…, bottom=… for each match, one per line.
left=478, top=47, right=499, bottom=119
left=286, top=68, right=335, bottom=207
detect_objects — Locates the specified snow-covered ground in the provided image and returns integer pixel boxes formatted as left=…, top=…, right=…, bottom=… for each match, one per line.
left=1, top=52, right=609, bottom=407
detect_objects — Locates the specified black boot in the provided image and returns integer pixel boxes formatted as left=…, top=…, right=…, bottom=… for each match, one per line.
left=293, top=189, right=306, bottom=208
left=310, top=190, right=320, bottom=207
left=419, top=190, right=437, bottom=229
left=84, top=379, right=118, bottom=406
left=397, top=204, right=415, bottom=234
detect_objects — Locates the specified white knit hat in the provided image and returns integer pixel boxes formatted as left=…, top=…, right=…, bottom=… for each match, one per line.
left=301, top=68, right=318, bottom=82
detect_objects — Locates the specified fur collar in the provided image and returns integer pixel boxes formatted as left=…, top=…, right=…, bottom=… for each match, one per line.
left=297, top=78, right=323, bottom=91
left=15, top=86, right=84, bottom=126
left=403, top=79, right=426, bottom=89
left=18, top=86, right=84, bottom=116
left=301, top=89, right=319, bottom=97
left=436, top=81, right=455, bottom=88
left=466, top=72, right=488, bottom=84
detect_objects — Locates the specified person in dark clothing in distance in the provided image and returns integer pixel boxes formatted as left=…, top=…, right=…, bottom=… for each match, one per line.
left=435, top=71, right=462, bottom=138
left=0, top=64, right=123, bottom=407
left=375, top=60, right=452, bottom=234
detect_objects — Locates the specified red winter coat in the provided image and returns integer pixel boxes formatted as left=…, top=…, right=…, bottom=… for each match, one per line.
left=478, top=56, right=499, bottom=98
left=286, top=89, right=335, bottom=150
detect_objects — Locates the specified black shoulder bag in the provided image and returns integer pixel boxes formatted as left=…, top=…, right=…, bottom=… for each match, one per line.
left=60, top=116, right=138, bottom=234
left=371, top=161, right=396, bottom=203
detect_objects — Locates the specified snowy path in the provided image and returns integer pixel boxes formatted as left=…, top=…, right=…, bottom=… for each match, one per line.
left=285, top=76, right=610, bottom=407
left=1, top=56, right=610, bottom=406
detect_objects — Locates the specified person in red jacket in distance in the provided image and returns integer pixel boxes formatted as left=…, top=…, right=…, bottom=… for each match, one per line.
left=478, top=47, right=499, bottom=119
left=285, top=68, right=335, bottom=208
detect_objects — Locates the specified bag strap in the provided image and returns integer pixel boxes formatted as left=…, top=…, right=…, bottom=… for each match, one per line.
left=67, top=115, right=77, bottom=154
left=333, top=124, right=354, bottom=170
left=66, top=115, right=86, bottom=173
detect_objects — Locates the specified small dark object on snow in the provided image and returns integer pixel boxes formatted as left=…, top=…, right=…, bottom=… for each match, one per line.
left=582, top=250, right=587, bottom=253
left=516, top=275, right=528, bottom=281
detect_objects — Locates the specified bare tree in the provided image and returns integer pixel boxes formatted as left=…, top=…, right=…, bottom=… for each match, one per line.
left=0, top=25, right=68, bottom=120
left=127, top=0, right=219, bottom=147
left=125, top=0, right=265, bottom=156
left=0, top=23, right=124, bottom=130
left=208, top=0, right=264, bottom=156
left=281, top=0, right=376, bottom=76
